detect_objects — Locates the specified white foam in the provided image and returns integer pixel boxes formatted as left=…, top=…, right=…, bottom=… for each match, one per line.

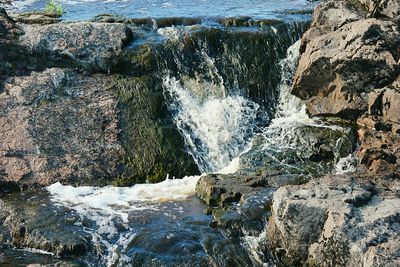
left=241, top=229, right=270, bottom=267
left=157, top=26, right=181, bottom=40
left=163, top=75, right=259, bottom=173
left=47, top=175, right=202, bottom=218
left=334, top=154, right=357, bottom=174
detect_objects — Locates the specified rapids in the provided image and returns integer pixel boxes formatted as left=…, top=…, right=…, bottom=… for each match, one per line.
left=44, top=39, right=308, bottom=267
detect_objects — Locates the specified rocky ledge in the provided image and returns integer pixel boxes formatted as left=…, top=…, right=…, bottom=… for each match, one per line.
left=0, top=7, right=200, bottom=188
left=196, top=0, right=400, bottom=266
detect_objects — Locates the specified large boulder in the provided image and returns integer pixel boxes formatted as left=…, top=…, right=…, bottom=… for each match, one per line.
left=293, top=0, right=400, bottom=119
left=0, top=69, right=123, bottom=186
left=19, top=22, right=133, bottom=71
left=113, top=76, right=199, bottom=185
left=0, top=69, right=198, bottom=186
left=268, top=175, right=400, bottom=266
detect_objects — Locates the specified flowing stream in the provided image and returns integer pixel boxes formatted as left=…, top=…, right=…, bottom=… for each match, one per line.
left=44, top=37, right=306, bottom=267
left=1, top=2, right=338, bottom=266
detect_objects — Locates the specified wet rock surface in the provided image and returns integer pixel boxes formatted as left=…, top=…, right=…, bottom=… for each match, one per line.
left=0, top=190, right=94, bottom=260
left=0, top=9, right=201, bottom=187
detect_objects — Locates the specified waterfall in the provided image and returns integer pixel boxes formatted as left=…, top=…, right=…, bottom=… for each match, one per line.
left=43, top=22, right=313, bottom=267
left=163, top=75, right=259, bottom=173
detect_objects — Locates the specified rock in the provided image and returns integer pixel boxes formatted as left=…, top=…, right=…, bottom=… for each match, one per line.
left=356, top=117, right=400, bottom=176
left=196, top=173, right=270, bottom=207
left=0, top=7, right=22, bottom=37
left=0, top=189, right=93, bottom=258
left=0, top=69, right=198, bottom=186
left=208, top=188, right=275, bottom=246
left=238, top=122, right=356, bottom=177
left=381, top=89, right=400, bottom=125
left=0, top=68, right=123, bottom=186
left=14, top=12, right=62, bottom=25
left=19, top=22, right=133, bottom=71
left=294, top=18, right=399, bottom=98
left=0, top=181, right=20, bottom=193
left=293, top=0, right=400, bottom=118
left=368, top=88, right=400, bottom=124
left=112, top=76, right=199, bottom=184
left=359, top=0, right=400, bottom=19
left=268, top=175, right=400, bottom=266
left=300, top=0, right=364, bottom=50
left=305, top=92, right=368, bottom=119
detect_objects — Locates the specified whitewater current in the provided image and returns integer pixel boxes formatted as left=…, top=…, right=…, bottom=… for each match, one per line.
left=44, top=33, right=358, bottom=265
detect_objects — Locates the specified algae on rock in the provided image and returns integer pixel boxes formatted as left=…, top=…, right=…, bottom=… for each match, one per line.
left=113, top=76, right=199, bottom=185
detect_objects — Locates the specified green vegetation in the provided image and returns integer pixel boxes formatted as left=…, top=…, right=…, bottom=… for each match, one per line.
left=44, top=0, right=64, bottom=17
left=111, top=75, right=199, bottom=186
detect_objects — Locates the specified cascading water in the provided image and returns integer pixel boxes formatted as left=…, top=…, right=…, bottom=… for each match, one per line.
left=42, top=21, right=319, bottom=267
left=162, top=75, right=259, bottom=173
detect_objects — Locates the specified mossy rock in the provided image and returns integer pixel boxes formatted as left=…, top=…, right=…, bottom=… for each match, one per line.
left=113, top=75, right=199, bottom=185
left=239, top=123, right=356, bottom=177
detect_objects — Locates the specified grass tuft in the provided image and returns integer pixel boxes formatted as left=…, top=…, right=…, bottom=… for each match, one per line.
left=44, top=0, right=64, bottom=17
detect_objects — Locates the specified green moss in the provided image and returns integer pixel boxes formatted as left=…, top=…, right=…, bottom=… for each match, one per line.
left=112, top=75, right=199, bottom=185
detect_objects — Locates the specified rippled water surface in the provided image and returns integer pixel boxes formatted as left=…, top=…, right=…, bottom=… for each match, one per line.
left=9, top=0, right=316, bottom=21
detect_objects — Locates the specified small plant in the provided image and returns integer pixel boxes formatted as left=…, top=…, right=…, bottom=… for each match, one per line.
left=44, top=0, right=64, bottom=17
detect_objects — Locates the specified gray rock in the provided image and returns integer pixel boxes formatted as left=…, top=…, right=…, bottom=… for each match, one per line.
left=293, top=0, right=400, bottom=119
left=0, top=190, right=93, bottom=258
left=268, top=175, right=400, bottom=266
left=196, top=173, right=270, bottom=207
left=19, top=22, right=133, bottom=71
left=294, top=18, right=399, bottom=97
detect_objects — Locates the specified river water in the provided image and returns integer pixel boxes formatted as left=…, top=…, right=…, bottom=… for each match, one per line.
left=9, top=0, right=316, bottom=21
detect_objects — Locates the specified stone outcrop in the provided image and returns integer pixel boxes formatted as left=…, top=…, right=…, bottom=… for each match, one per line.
left=19, top=22, right=133, bottom=71
left=0, top=10, right=199, bottom=187
left=264, top=0, right=400, bottom=265
left=0, top=69, right=123, bottom=186
left=293, top=0, right=400, bottom=119
left=0, top=190, right=93, bottom=258
left=291, top=0, right=400, bottom=175
left=268, top=175, right=400, bottom=267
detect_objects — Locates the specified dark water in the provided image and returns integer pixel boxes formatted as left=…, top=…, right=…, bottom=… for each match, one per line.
left=0, top=190, right=258, bottom=267
left=9, top=0, right=316, bottom=21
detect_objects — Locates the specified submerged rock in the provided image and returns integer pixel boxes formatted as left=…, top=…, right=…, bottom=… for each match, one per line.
left=267, top=175, right=400, bottom=267
left=0, top=190, right=93, bottom=258
left=239, top=122, right=356, bottom=177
